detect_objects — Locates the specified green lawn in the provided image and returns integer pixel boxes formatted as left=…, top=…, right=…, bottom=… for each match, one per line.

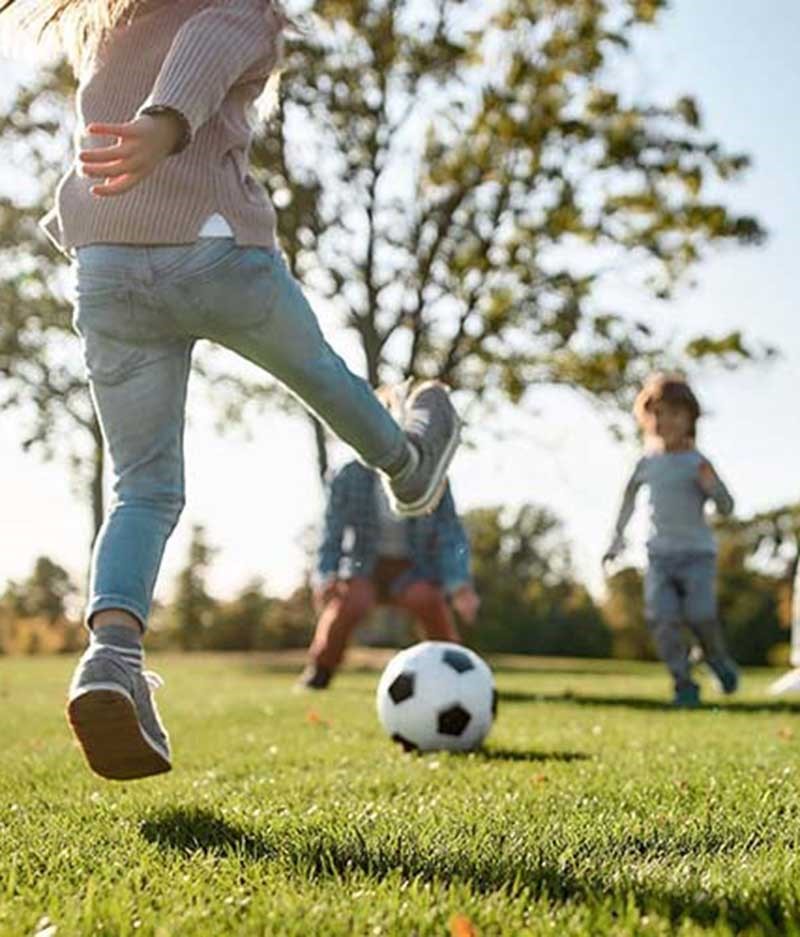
left=2, top=653, right=800, bottom=936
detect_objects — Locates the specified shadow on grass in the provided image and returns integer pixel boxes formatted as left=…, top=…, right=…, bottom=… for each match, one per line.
left=477, top=747, right=590, bottom=763
left=141, top=807, right=277, bottom=862
left=141, top=806, right=793, bottom=933
left=499, top=690, right=800, bottom=714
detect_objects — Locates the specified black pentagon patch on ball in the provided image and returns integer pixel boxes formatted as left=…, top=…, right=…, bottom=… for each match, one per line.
left=388, top=672, right=415, bottom=704
left=392, top=733, right=419, bottom=753
left=491, top=689, right=498, bottom=717
left=442, top=648, right=475, bottom=674
left=438, top=704, right=471, bottom=736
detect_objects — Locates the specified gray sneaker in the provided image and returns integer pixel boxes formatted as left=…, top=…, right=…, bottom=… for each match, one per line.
left=66, top=647, right=171, bottom=781
left=385, top=381, right=461, bottom=516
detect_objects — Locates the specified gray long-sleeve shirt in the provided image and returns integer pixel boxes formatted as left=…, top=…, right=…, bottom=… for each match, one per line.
left=609, top=449, right=734, bottom=557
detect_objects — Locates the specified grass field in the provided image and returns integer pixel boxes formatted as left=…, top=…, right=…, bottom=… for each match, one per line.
left=2, top=653, right=800, bottom=937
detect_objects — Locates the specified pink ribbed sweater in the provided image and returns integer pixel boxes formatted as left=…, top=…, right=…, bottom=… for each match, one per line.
left=42, top=0, right=284, bottom=251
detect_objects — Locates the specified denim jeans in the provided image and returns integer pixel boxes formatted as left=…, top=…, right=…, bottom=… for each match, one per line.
left=644, top=551, right=731, bottom=689
left=72, top=239, right=407, bottom=628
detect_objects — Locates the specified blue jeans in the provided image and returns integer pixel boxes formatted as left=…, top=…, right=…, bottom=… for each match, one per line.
left=644, top=552, right=732, bottom=690
left=72, top=239, right=406, bottom=628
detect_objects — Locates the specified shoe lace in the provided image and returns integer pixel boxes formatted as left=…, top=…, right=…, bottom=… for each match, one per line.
left=143, top=670, right=164, bottom=691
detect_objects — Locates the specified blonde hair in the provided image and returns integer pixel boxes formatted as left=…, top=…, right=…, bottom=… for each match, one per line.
left=0, top=1, right=148, bottom=66
left=633, top=371, right=701, bottom=440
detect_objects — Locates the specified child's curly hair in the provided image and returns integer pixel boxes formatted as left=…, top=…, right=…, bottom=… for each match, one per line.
left=633, top=372, right=701, bottom=439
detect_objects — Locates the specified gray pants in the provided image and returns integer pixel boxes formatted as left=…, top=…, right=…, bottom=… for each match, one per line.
left=645, top=552, right=732, bottom=690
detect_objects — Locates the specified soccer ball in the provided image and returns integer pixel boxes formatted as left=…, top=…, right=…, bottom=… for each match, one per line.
left=376, top=641, right=496, bottom=752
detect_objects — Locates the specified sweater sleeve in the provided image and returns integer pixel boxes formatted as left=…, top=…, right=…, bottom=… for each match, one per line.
left=139, top=0, right=282, bottom=138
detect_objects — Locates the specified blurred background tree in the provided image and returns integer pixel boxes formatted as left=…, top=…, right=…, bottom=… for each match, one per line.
left=464, top=503, right=611, bottom=656
left=714, top=503, right=800, bottom=665
left=2, top=554, right=76, bottom=625
left=169, top=525, right=219, bottom=651
left=259, top=0, right=768, bottom=470
left=601, top=566, right=651, bottom=659
left=0, top=64, right=107, bottom=536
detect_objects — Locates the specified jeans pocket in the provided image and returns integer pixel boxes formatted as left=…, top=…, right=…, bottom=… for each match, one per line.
left=73, top=246, right=135, bottom=297
left=74, top=290, right=150, bottom=385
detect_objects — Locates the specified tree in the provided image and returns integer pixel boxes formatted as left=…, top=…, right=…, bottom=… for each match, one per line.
left=169, top=525, right=219, bottom=650
left=464, top=503, right=611, bottom=656
left=257, top=0, right=767, bottom=470
left=204, top=578, right=274, bottom=650
left=715, top=528, right=785, bottom=666
left=1, top=555, right=77, bottom=625
left=714, top=503, right=800, bottom=623
left=712, top=506, right=800, bottom=663
left=0, top=64, right=109, bottom=538
left=601, top=566, right=652, bottom=659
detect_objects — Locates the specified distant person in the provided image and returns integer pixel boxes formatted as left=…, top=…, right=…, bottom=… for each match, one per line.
left=3, top=0, right=462, bottom=781
left=299, top=388, right=479, bottom=689
left=603, top=373, right=738, bottom=707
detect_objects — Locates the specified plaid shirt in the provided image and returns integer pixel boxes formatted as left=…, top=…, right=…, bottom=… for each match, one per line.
left=316, top=461, right=471, bottom=595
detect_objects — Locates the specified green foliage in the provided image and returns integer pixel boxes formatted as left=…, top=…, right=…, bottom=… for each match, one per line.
left=714, top=523, right=793, bottom=666
left=715, top=502, right=800, bottom=583
left=169, top=525, right=220, bottom=651
left=261, top=0, right=766, bottom=416
left=1, top=555, right=76, bottom=625
left=602, top=565, right=654, bottom=659
left=3, top=656, right=800, bottom=935
left=160, top=527, right=312, bottom=651
left=200, top=581, right=314, bottom=652
left=0, top=64, right=109, bottom=536
left=464, top=503, right=612, bottom=656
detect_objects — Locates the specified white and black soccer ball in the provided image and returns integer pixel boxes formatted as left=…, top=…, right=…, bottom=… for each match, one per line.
left=376, top=641, right=497, bottom=752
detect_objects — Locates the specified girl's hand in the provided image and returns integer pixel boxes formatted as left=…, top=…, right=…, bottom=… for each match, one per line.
left=697, top=459, right=717, bottom=494
left=78, top=113, right=185, bottom=197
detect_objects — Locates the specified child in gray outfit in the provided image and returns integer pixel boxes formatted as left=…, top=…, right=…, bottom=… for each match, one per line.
left=604, top=373, right=738, bottom=707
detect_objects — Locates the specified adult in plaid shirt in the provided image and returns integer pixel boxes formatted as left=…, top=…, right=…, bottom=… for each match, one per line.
left=298, top=459, right=479, bottom=690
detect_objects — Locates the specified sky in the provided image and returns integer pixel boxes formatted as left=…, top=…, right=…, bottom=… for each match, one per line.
left=1, top=0, right=799, bottom=606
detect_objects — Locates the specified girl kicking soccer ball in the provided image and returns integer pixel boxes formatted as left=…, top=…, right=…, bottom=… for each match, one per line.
left=1, top=0, right=461, bottom=780
left=603, top=373, right=738, bottom=707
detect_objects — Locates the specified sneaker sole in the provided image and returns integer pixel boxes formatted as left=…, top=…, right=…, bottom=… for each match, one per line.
left=390, top=414, right=462, bottom=517
left=67, top=686, right=171, bottom=781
